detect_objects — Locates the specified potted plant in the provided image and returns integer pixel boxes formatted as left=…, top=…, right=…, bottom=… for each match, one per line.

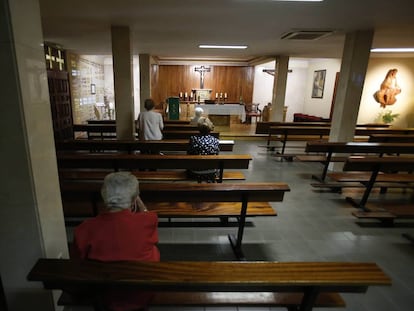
left=380, top=109, right=400, bottom=124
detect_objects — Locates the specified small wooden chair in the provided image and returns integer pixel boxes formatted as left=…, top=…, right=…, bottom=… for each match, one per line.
left=245, top=103, right=262, bottom=124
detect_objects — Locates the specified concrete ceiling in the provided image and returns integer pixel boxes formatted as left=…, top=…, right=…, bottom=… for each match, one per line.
left=39, top=0, right=414, bottom=64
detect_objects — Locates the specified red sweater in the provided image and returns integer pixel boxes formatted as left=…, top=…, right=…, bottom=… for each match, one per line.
left=73, top=209, right=160, bottom=310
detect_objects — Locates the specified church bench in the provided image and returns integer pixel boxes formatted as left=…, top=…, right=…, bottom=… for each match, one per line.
left=27, top=259, right=391, bottom=311
left=55, top=139, right=235, bottom=153
left=302, top=141, right=414, bottom=181
left=72, top=124, right=117, bottom=139
left=340, top=156, right=414, bottom=211
left=59, top=169, right=245, bottom=182
left=57, top=290, right=344, bottom=309
left=369, top=134, right=414, bottom=143
left=255, top=122, right=389, bottom=135
left=266, top=127, right=414, bottom=155
left=163, top=124, right=199, bottom=131
left=57, top=153, right=251, bottom=183
left=86, top=119, right=192, bottom=126
left=162, top=130, right=220, bottom=139
left=60, top=181, right=290, bottom=260
left=255, top=121, right=331, bottom=135
left=267, top=126, right=331, bottom=155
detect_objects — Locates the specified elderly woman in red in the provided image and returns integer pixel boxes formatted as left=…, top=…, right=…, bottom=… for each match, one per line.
left=72, top=172, right=160, bottom=311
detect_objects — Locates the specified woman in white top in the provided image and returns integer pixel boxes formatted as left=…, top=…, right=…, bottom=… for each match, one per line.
left=136, top=98, right=164, bottom=140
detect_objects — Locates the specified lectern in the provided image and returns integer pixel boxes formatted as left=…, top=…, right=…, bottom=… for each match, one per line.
left=167, top=97, right=180, bottom=120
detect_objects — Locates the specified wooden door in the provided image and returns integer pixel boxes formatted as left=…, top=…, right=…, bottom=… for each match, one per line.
left=47, top=70, right=73, bottom=140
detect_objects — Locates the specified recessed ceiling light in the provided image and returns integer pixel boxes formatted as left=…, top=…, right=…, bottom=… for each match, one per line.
left=272, top=0, right=324, bottom=2
left=371, top=48, right=414, bottom=53
left=199, top=45, right=248, bottom=49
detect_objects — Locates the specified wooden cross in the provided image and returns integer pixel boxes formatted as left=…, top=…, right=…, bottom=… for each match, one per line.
left=194, top=66, right=210, bottom=89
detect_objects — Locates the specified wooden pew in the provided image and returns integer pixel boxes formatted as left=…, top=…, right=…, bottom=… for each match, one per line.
left=73, top=124, right=117, bottom=139
left=267, top=126, right=414, bottom=156
left=162, top=130, right=220, bottom=139
left=55, top=139, right=235, bottom=153
left=337, top=156, right=414, bottom=222
left=255, top=121, right=330, bottom=135
left=255, top=122, right=388, bottom=135
left=60, top=181, right=290, bottom=260
left=27, top=259, right=391, bottom=310
left=369, top=134, right=414, bottom=143
left=87, top=119, right=191, bottom=125
left=57, top=154, right=251, bottom=183
left=268, top=126, right=330, bottom=155
left=163, top=124, right=199, bottom=131
left=301, top=141, right=414, bottom=182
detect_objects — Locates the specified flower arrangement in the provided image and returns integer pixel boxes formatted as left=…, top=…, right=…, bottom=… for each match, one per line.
left=379, top=109, right=400, bottom=124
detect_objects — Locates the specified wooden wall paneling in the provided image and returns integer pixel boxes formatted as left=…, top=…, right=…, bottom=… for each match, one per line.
left=151, top=65, right=255, bottom=105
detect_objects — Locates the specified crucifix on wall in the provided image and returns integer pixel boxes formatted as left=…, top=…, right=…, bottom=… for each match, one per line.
left=194, top=66, right=211, bottom=89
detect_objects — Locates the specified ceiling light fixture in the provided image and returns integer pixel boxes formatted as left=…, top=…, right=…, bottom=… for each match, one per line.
left=371, top=48, right=414, bottom=53
left=272, top=0, right=324, bottom=2
left=199, top=45, right=248, bottom=49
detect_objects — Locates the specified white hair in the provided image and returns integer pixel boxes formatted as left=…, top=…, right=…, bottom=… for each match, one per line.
left=101, top=172, right=139, bottom=209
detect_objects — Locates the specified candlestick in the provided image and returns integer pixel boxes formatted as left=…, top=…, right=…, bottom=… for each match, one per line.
left=224, top=93, right=227, bottom=99
left=185, top=92, right=188, bottom=99
left=215, top=92, right=218, bottom=99
left=220, top=93, right=223, bottom=99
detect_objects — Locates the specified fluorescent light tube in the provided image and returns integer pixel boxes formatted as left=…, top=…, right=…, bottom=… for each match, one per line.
left=371, top=48, right=414, bottom=53
left=199, top=45, right=248, bottom=49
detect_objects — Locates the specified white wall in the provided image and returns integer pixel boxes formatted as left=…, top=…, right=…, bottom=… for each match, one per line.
left=253, top=58, right=340, bottom=121
left=303, top=59, right=341, bottom=118
left=252, top=61, right=275, bottom=109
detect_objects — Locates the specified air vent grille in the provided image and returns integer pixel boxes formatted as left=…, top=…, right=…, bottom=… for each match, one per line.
left=281, top=30, right=333, bottom=40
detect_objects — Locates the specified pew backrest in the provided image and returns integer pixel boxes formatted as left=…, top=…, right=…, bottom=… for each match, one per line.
left=27, top=259, right=391, bottom=311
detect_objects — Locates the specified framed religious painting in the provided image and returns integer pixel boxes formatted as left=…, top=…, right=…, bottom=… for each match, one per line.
left=312, top=69, right=326, bottom=98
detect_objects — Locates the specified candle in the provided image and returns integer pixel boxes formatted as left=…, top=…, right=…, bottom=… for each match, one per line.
left=215, top=92, right=218, bottom=99
left=224, top=93, right=227, bottom=99
left=185, top=92, right=188, bottom=98
left=220, top=93, right=223, bottom=99
left=179, top=92, right=183, bottom=98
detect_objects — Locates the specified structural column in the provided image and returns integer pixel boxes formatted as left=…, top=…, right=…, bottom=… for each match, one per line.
left=270, top=56, right=289, bottom=122
left=0, top=0, right=68, bottom=310
left=111, top=26, right=135, bottom=139
left=139, top=53, right=151, bottom=111
left=330, top=30, right=374, bottom=142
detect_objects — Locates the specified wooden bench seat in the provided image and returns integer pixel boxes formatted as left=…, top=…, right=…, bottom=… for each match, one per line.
left=162, top=130, right=220, bottom=139
left=57, top=153, right=252, bottom=183
left=341, top=156, right=414, bottom=211
left=61, top=181, right=290, bottom=259
left=64, top=201, right=276, bottom=219
left=328, top=172, right=414, bottom=183
left=295, top=155, right=348, bottom=162
left=56, top=139, right=235, bottom=153
left=28, top=259, right=391, bottom=311
left=265, top=127, right=414, bottom=156
left=369, top=134, right=414, bottom=143
left=59, top=169, right=246, bottom=182
left=58, top=289, right=345, bottom=309
left=303, top=141, right=414, bottom=181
